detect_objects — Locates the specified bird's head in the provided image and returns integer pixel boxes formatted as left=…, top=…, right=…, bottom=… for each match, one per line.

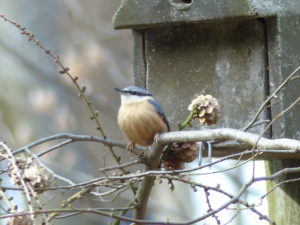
left=115, top=86, right=153, bottom=104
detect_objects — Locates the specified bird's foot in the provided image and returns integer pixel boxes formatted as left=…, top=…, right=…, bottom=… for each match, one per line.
left=126, top=142, right=140, bottom=157
left=137, top=150, right=148, bottom=161
left=126, top=142, right=135, bottom=151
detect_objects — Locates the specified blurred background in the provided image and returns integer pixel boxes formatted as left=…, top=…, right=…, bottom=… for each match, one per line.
left=0, top=1, right=268, bottom=224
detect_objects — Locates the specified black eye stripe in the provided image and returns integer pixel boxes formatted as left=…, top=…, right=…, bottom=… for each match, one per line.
left=127, top=90, right=152, bottom=96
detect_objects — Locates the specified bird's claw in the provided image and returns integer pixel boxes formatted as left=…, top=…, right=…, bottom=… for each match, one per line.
left=127, top=142, right=136, bottom=154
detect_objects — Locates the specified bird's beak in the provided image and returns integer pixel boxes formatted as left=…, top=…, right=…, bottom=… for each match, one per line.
left=114, top=88, right=126, bottom=94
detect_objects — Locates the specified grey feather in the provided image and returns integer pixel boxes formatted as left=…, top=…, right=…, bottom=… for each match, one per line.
left=148, top=99, right=170, bottom=131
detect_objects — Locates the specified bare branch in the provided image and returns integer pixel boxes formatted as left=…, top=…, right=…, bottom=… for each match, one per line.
left=158, top=128, right=300, bottom=151
left=12, top=130, right=300, bottom=163
left=13, top=133, right=144, bottom=156
left=133, top=141, right=165, bottom=221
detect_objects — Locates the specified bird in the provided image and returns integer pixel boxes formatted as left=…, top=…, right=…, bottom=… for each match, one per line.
left=115, top=86, right=170, bottom=149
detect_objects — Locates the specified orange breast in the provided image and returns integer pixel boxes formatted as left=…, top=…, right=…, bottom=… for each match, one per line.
left=117, top=99, right=168, bottom=146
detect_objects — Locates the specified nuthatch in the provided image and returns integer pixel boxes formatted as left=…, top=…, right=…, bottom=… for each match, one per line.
left=115, top=86, right=170, bottom=148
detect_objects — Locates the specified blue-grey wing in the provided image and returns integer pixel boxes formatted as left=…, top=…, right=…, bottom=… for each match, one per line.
left=148, top=99, right=170, bottom=131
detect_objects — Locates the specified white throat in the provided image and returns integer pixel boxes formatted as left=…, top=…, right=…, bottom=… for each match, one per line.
left=121, top=94, right=150, bottom=104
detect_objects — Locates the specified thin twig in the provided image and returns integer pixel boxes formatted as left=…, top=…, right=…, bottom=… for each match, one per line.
left=243, top=65, right=300, bottom=131
left=204, top=188, right=221, bottom=224
left=98, top=160, right=142, bottom=173
left=260, top=177, right=300, bottom=201
left=24, top=147, right=76, bottom=186
left=38, top=140, right=73, bottom=157
left=255, top=97, right=300, bottom=150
